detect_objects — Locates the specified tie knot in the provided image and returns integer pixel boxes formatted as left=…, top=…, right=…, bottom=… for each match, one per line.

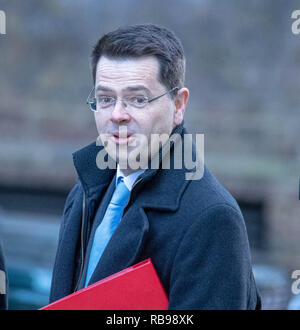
left=110, top=177, right=130, bottom=206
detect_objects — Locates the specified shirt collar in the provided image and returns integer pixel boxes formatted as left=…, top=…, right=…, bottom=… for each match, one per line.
left=116, top=165, right=145, bottom=191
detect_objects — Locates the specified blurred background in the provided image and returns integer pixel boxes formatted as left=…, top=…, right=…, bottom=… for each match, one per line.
left=0, top=0, right=299, bottom=309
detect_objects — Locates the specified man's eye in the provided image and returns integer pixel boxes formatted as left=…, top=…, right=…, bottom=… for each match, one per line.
left=97, top=96, right=115, bottom=107
left=130, top=96, right=147, bottom=105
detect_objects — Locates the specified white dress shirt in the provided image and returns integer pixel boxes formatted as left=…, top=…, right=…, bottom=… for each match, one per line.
left=116, top=165, right=145, bottom=191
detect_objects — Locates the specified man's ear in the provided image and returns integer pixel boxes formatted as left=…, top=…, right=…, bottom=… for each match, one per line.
left=173, top=87, right=189, bottom=127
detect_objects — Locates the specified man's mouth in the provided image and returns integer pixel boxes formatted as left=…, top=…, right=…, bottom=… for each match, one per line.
left=110, top=132, right=134, bottom=145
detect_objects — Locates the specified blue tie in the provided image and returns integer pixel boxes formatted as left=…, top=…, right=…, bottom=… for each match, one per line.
left=85, top=177, right=130, bottom=286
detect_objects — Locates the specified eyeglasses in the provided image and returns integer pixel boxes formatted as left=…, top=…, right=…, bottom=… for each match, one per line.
left=86, top=86, right=179, bottom=112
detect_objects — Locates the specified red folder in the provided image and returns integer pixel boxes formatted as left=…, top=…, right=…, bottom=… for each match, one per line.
left=40, top=259, right=168, bottom=310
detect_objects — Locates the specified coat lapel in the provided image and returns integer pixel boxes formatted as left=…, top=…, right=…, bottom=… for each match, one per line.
left=88, top=206, right=150, bottom=284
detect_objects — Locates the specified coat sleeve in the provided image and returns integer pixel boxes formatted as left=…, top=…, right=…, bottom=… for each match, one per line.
left=168, top=204, right=259, bottom=310
left=49, top=179, right=82, bottom=303
left=57, top=180, right=81, bottom=240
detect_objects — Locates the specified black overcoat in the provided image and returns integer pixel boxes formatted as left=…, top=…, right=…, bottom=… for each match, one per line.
left=50, top=123, right=261, bottom=309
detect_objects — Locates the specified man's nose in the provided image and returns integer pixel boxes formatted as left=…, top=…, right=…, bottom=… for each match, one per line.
left=111, top=99, right=131, bottom=123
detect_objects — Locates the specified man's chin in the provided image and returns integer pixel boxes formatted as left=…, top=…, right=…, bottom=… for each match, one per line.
left=106, top=147, right=148, bottom=171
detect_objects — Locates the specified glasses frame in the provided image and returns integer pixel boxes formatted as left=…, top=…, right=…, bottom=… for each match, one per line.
left=86, top=86, right=179, bottom=112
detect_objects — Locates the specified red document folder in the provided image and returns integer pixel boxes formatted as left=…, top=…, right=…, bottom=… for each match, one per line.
left=40, top=259, right=168, bottom=310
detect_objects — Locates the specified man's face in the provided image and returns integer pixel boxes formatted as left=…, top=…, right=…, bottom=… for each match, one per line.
left=94, top=56, right=186, bottom=174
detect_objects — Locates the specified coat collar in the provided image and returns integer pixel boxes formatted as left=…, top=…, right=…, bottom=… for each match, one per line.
left=72, top=121, right=201, bottom=211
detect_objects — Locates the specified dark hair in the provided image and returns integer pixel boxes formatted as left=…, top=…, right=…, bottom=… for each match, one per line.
left=91, top=24, right=186, bottom=97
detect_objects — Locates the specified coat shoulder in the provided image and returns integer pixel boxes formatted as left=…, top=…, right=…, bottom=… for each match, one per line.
left=180, top=166, right=243, bottom=223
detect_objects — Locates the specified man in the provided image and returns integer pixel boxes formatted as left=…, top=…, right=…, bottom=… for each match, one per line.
left=50, top=24, right=261, bottom=309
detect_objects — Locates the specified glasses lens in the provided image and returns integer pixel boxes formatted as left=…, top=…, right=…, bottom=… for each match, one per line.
left=90, top=100, right=97, bottom=111
left=128, top=96, right=148, bottom=108
left=97, top=96, right=116, bottom=109
left=87, top=87, right=97, bottom=112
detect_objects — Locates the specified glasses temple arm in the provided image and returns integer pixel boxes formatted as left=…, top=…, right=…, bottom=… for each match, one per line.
left=86, top=87, right=95, bottom=104
left=148, top=87, right=179, bottom=103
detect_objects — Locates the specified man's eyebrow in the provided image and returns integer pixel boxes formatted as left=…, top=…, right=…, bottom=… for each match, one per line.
left=123, top=85, right=150, bottom=93
left=95, top=85, right=114, bottom=93
left=95, top=84, right=151, bottom=94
